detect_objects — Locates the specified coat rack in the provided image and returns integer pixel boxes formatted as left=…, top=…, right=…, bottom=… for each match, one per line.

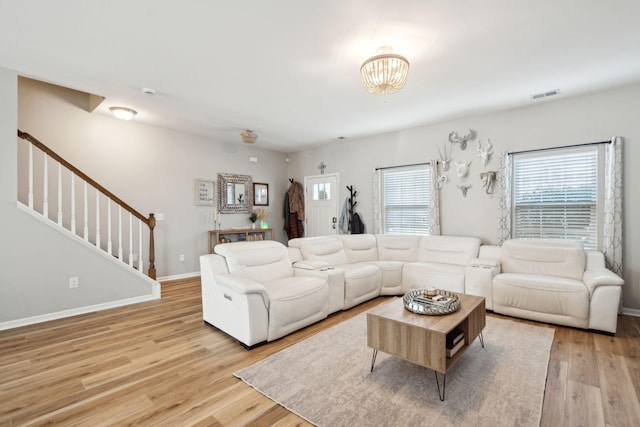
left=346, top=185, right=358, bottom=229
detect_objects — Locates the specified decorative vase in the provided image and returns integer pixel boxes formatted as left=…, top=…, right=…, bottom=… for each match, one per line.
left=261, top=220, right=268, bottom=229
left=251, top=223, right=256, bottom=229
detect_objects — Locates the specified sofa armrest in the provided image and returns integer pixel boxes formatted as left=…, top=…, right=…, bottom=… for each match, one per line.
left=213, top=273, right=270, bottom=309
left=465, top=258, right=501, bottom=310
left=293, top=260, right=330, bottom=270
left=294, top=266, right=346, bottom=314
left=583, top=268, right=624, bottom=295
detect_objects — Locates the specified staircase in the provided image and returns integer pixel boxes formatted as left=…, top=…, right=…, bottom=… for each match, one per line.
left=17, top=130, right=157, bottom=279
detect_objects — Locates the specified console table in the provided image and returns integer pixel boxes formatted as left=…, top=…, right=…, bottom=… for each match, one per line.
left=208, top=228, right=273, bottom=253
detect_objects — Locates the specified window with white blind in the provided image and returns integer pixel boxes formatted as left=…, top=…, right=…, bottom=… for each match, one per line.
left=381, top=164, right=431, bottom=235
left=512, top=146, right=602, bottom=250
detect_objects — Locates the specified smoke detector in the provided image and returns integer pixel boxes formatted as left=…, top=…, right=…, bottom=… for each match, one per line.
left=241, top=130, right=258, bottom=144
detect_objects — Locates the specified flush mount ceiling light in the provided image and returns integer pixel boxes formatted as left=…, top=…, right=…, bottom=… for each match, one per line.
left=241, top=130, right=258, bottom=144
left=360, top=46, right=410, bottom=95
left=109, top=106, right=137, bottom=120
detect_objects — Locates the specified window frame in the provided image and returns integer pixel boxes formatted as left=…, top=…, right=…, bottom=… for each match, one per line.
left=510, top=145, right=604, bottom=250
left=380, top=163, right=432, bottom=235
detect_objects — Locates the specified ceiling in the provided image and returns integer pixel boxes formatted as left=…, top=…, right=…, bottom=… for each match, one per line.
left=2, top=1, right=640, bottom=152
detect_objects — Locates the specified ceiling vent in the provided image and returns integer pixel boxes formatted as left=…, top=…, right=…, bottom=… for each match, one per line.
left=531, top=89, right=559, bottom=100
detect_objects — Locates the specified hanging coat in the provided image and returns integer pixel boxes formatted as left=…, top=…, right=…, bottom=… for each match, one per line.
left=351, top=212, right=365, bottom=234
left=339, top=197, right=350, bottom=234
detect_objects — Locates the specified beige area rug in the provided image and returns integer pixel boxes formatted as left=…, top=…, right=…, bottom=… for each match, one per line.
left=234, top=312, right=555, bottom=427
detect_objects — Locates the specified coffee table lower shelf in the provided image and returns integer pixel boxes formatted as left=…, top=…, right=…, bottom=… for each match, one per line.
left=366, top=294, right=486, bottom=401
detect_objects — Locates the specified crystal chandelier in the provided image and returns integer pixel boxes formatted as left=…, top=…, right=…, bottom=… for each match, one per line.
left=360, top=46, right=410, bottom=95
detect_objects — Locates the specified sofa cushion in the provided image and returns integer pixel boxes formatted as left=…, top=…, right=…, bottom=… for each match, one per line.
left=402, top=262, right=466, bottom=293
left=263, top=276, right=329, bottom=341
left=417, top=235, right=481, bottom=266
left=215, top=241, right=293, bottom=281
left=340, top=263, right=382, bottom=309
left=337, top=234, right=379, bottom=263
left=289, top=237, right=349, bottom=266
left=493, top=272, right=589, bottom=321
left=501, top=239, right=585, bottom=281
left=367, top=260, right=404, bottom=295
left=375, top=234, right=421, bottom=262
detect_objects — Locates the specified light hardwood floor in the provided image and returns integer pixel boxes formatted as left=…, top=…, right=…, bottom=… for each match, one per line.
left=1, top=277, right=639, bottom=426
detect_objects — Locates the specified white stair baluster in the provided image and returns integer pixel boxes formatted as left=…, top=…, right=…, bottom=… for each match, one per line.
left=107, top=199, right=112, bottom=256
left=71, top=173, right=76, bottom=235
left=57, top=163, right=63, bottom=226
left=128, top=213, right=134, bottom=267
left=95, top=189, right=100, bottom=248
left=28, top=143, right=33, bottom=209
left=118, top=205, right=123, bottom=261
left=43, top=153, right=48, bottom=219
left=83, top=181, right=89, bottom=241
left=138, top=219, right=144, bottom=273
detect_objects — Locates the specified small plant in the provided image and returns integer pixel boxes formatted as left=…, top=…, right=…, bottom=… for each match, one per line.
left=249, top=212, right=258, bottom=223
left=253, top=208, right=270, bottom=220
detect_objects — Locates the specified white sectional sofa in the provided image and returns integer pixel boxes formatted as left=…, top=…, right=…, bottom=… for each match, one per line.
left=200, top=235, right=625, bottom=347
left=288, top=234, right=481, bottom=310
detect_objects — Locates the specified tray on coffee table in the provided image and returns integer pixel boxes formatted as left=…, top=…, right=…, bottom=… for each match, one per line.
left=403, top=288, right=460, bottom=315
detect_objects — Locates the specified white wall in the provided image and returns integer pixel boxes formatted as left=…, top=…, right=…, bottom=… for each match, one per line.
left=1, top=69, right=160, bottom=327
left=17, top=78, right=291, bottom=278
left=289, top=83, right=640, bottom=312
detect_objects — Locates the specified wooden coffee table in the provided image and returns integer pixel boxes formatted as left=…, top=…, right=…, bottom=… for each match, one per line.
left=366, top=294, right=486, bottom=400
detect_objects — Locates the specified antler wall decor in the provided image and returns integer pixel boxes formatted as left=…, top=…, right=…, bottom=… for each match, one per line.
left=477, top=139, right=493, bottom=167
left=437, top=174, right=448, bottom=189
left=457, top=185, right=472, bottom=197
left=437, top=142, right=452, bottom=171
left=480, top=171, right=497, bottom=194
left=448, top=129, right=476, bottom=150
left=455, top=160, right=471, bottom=178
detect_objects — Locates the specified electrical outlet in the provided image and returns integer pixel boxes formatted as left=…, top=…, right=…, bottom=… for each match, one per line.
left=69, top=277, right=79, bottom=288
left=179, top=254, right=185, bottom=262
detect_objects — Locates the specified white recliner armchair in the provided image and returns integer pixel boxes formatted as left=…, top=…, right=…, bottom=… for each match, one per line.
left=200, top=240, right=330, bottom=347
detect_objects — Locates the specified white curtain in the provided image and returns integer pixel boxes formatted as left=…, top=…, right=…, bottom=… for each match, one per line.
left=603, top=137, right=623, bottom=276
left=372, top=169, right=382, bottom=234
left=429, top=160, right=441, bottom=235
left=497, top=151, right=512, bottom=244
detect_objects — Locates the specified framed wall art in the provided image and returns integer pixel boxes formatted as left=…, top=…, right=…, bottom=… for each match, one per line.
left=195, top=178, right=215, bottom=206
left=253, top=182, right=269, bottom=206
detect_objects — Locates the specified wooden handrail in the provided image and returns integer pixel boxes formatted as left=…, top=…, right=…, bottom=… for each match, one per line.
left=18, top=130, right=157, bottom=279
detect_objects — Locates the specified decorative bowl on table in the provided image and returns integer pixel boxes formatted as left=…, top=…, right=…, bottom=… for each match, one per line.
left=403, top=288, right=461, bottom=315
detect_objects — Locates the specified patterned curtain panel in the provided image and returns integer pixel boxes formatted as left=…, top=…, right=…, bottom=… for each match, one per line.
left=429, top=160, right=441, bottom=235
left=372, top=169, right=382, bottom=234
left=603, top=137, right=623, bottom=276
left=497, top=151, right=512, bottom=244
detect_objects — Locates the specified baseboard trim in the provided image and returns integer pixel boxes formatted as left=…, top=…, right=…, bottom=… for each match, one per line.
left=0, top=294, right=159, bottom=332
left=622, top=307, right=640, bottom=317
left=157, top=272, right=200, bottom=282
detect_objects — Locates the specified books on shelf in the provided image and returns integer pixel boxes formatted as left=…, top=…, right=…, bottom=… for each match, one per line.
left=446, top=339, right=464, bottom=358
left=446, top=328, right=464, bottom=347
left=446, top=328, right=465, bottom=358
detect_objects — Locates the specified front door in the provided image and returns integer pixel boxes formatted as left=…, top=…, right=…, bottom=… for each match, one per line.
left=304, top=173, right=339, bottom=237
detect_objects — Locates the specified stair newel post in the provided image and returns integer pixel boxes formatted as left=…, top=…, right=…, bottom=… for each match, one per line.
left=147, top=213, right=156, bottom=279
